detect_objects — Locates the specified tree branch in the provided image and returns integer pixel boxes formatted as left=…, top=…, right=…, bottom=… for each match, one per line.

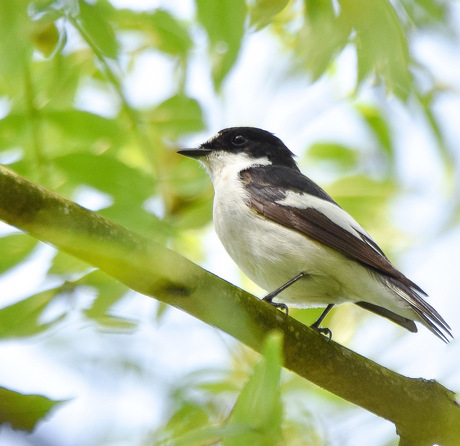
left=1, top=165, right=459, bottom=445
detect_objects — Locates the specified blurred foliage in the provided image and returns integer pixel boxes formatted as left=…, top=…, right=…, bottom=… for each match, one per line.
left=0, top=0, right=458, bottom=443
left=0, top=286, right=65, bottom=338
left=0, top=387, right=64, bottom=431
left=148, top=333, right=330, bottom=445
left=151, top=332, right=284, bottom=446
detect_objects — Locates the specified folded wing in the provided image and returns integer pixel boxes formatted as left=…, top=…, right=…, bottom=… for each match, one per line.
left=240, top=166, right=452, bottom=342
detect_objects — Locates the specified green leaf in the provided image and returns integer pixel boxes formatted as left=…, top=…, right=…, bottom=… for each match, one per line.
left=155, top=333, right=284, bottom=446
left=159, top=402, right=213, bottom=444
left=147, top=9, right=192, bottom=57
left=356, top=105, right=393, bottom=158
left=0, top=0, right=32, bottom=82
left=77, top=270, right=136, bottom=331
left=30, top=19, right=61, bottom=58
left=149, top=94, right=205, bottom=136
left=53, top=152, right=154, bottom=203
left=100, top=204, right=169, bottom=240
left=88, top=314, right=138, bottom=331
left=53, top=152, right=168, bottom=236
left=44, top=110, right=124, bottom=145
left=115, top=9, right=192, bottom=58
left=297, top=0, right=351, bottom=80
left=48, top=250, right=93, bottom=275
left=196, top=0, right=247, bottom=89
left=400, top=0, right=447, bottom=26
left=20, top=49, right=94, bottom=113
left=166, top=424, right=250, bottom=446
left=307, top=142, right=358, bottom=168
left=339, top=0, right=411, bottom=99
left=77, top=0, right=118, bottom=59
left=0, top=288, right=65, bottom=339
left=250, top=0, right=291, bottom=30
left=0, top=233, right=38, bottom=274
left=0, top=387, right=65, bottom=431
left=416, top=90, right=455, bottom=183
left=223, top=331, right=283, bottom=446
left=0, top=114, right=28, bottom=146
left=327, top=175, right=396, bottom=230
left=175, top=199, right=212, bottom=230
left=170, top=159, right=211, bottom=199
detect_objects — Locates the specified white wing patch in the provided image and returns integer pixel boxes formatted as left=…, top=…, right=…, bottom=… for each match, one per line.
left=276, top=190, right=383, bottom=255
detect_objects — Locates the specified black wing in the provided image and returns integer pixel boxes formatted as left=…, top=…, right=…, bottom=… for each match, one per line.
left=240, top=166, right=418, bottom=289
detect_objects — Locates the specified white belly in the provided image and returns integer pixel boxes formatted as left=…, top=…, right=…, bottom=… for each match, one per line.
left=205, top=153, right=417, bottom=321
left=214, top=191, right=416, bottom=319
left=212, top=181, right=354, bottom=307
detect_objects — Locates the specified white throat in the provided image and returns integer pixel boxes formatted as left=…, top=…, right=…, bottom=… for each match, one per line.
left=200, top=151, right=272, bottom=187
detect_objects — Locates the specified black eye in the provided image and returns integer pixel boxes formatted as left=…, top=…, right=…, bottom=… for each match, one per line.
left=231, top=134, right=248, bottom=146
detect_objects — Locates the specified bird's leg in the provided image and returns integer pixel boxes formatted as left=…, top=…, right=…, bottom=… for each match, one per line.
left=310, top=304, right=334, bottom=340
left=263, top=272, right=307, bottom=316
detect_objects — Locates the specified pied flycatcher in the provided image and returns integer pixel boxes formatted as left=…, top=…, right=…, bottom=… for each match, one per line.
left=178, top=127, right=452, bottom=342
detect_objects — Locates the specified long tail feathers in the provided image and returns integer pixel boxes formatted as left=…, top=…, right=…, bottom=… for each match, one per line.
left=384, top=276, right=452, bottom=343
left=356, top=301, right=418, bottom=333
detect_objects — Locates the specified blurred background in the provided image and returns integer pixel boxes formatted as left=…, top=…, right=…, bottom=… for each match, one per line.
left=0, top=0, right=459, bottom=444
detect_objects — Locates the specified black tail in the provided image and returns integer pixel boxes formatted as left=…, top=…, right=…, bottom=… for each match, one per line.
left=382, top=276, right=452, bottom=343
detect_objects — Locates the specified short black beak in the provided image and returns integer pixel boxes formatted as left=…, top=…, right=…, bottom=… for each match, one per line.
left=177, top=147, right=212, bottom=158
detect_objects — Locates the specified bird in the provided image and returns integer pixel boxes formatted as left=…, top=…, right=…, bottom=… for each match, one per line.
left=178, top=127, right=452, bottom=342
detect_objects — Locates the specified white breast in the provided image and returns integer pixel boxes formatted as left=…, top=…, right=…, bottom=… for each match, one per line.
left=198, top=152, right=421, bottom=320
left=202, top=152, right=348, bottom=307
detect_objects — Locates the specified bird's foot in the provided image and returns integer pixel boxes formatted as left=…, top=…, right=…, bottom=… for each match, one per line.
left=310, top=323, right=332, bottom=341
left=263, top=294, right=289, bottom=316
left=262, top=273, right=308, bottom=317
left=310, top=304, right=334, bottom=341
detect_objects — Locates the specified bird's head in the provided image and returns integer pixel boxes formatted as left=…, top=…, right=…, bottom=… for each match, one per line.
left=178, top=127, right=299, bottom=180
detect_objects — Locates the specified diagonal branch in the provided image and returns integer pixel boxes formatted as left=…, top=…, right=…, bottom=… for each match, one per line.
left=0, top=164, right=459, bottom=445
